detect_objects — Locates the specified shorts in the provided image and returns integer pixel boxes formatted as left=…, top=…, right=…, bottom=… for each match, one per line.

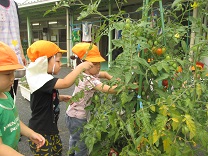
left=29, top=134, right=62, bottom=156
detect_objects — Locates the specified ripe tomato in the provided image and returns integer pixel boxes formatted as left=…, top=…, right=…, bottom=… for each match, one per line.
left=162, top=79, right=168, bottom=86
left=155, top=48, right=163, bottom=55
left=176, top=66, right=182, bottom=73
left=109, top=148, right=119, bottom=156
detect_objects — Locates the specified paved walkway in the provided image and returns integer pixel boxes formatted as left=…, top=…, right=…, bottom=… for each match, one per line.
left=16, top=66, right=74, bottom=156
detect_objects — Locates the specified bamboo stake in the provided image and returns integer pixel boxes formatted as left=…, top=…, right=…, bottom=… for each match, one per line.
left=189, top=1, right=198, bottom=62
left=137, top=0, right=149, bottom=111
left=159, top=0, right=166, bottom=46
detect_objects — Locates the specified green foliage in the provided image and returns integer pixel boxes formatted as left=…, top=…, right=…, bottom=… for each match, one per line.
left=54, top=0, right=208, bottom=155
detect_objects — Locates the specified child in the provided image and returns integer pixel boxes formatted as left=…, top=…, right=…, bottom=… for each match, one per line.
left=0, top=41, right=45, bottom=156
left=26, top=40, right=93, bottom=156
left=65, top=42, right=117, bottom=156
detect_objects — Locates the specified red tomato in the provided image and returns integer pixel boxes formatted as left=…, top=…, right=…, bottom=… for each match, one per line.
left=162, top=79, right=168, bottom=86
left=156, top=48, right=163, bottom=55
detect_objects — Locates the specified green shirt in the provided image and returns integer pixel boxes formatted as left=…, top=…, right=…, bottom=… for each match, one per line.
left=0, top=92, right=20, bottom=150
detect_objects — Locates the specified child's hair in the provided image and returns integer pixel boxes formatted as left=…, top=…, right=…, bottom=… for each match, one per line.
left=70, top=55, right=82, bottom=66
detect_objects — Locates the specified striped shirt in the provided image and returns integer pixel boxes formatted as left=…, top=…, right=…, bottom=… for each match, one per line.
left=66, top=73, right=101, bottom=119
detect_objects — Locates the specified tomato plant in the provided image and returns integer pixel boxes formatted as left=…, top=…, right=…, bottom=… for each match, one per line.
left=54, top=0, right=208, bottom=155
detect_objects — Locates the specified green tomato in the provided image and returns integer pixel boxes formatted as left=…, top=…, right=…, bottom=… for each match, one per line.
left=125, top=23, right=130, bottom=29
left=192, top=46, right=198, bottom=52
left=182, top=126, right=189, bottom=135
left=172, top=63, right=177, bottom=69
left=126, top=18, right=131, bottom=23
left=148, top=40, right=153, bottom=47
left=162, top=47, right=166, bottom=53
left=154, top=41, right=158, bottom=45
left=165, top=55, right=171, bottom=60
left=142, top=91, right=145, bottom=96
left=94, top=95, right=99, bottom=101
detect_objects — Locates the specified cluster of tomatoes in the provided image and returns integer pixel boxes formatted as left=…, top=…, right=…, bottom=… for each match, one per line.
left=152, top=46, right=166, bottom=56
left=147, top=40, right=166, bottom=56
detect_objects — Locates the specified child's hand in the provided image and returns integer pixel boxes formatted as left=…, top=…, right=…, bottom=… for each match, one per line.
left=79, top=61, right=93, bottom=70
left=29, top=132, right=45, bottom=149
left=60, top=95, right=72, bottom=102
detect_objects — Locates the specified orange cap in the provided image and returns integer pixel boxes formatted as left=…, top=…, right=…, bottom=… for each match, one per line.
left=72, top=43, right=105, bottom=62
left=0, top=41, right=23, bottom=71
left=27, top=40, right=67, bottom=62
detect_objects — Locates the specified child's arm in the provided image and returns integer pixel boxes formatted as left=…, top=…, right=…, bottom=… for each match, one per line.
left=20, top=121, right=45, bottom=149
left=99, top=71, right=113, bottom=80
left=54, top=61, right=93, bottom=89
left=94, top=83, right=117, bottom=94
left=0, top=138, right=24, bottom=156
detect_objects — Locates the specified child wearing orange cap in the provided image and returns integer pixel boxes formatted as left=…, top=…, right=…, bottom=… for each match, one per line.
left=26, top=40, right=93, bottom=156
left=65, top=42, right=117, bottom=156
left=0, top=41, right=45, bottom=156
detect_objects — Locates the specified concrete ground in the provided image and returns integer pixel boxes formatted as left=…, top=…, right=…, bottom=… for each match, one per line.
left=16, top=66, right=74, bottom=156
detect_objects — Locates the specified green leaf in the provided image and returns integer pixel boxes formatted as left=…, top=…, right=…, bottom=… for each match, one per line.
left=202, top=24, right=208, bottom=33
left=112, top=39, right=123, bottom=47
left=196, top=83, right=202, bottom=99
left=126, top=123, right=134, bottom=138
left=156, top=62, right=163, bottom=71
left=155, top=114, right=168, bottom=130
left=150, top=66, right=158, bottom=76
left=84, top=123, right=94, bottom=129
left=86, top=136, right=96, bottom=154
left=125, top=72, right=132, bottom=84
left=172, top=120, right=180, bottom=131
left=108, top=114, right=115, bottom=128
left=171, top=0, right=182, bottom=8
left=127, top=151, right=138, bottom=156
left=155, top=73, right=169, bottom=82
left=184, top=114, right=196, bottom=139
left=95, top=131, right=101, bottom=140
left=161, top=62, right=170, bottom=73
left=163, top=138, right=171, bottom=153
left=113, top=21, right=125, bottom=30
left=153, top=130, right=160, bottom=144
left=181, top=40, right=188, bottom=54
left=121, top=92, right=129, bottom=105
left=135, top=57, right=150, bottom=68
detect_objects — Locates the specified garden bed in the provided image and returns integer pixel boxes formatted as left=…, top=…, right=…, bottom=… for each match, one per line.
left=19, top=84, right=30, bottom=101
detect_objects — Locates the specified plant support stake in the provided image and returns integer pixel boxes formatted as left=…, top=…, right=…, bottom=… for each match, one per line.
left=137, top=0, right=149, bottom=111
left=159, top=0, right=166, bottom=46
